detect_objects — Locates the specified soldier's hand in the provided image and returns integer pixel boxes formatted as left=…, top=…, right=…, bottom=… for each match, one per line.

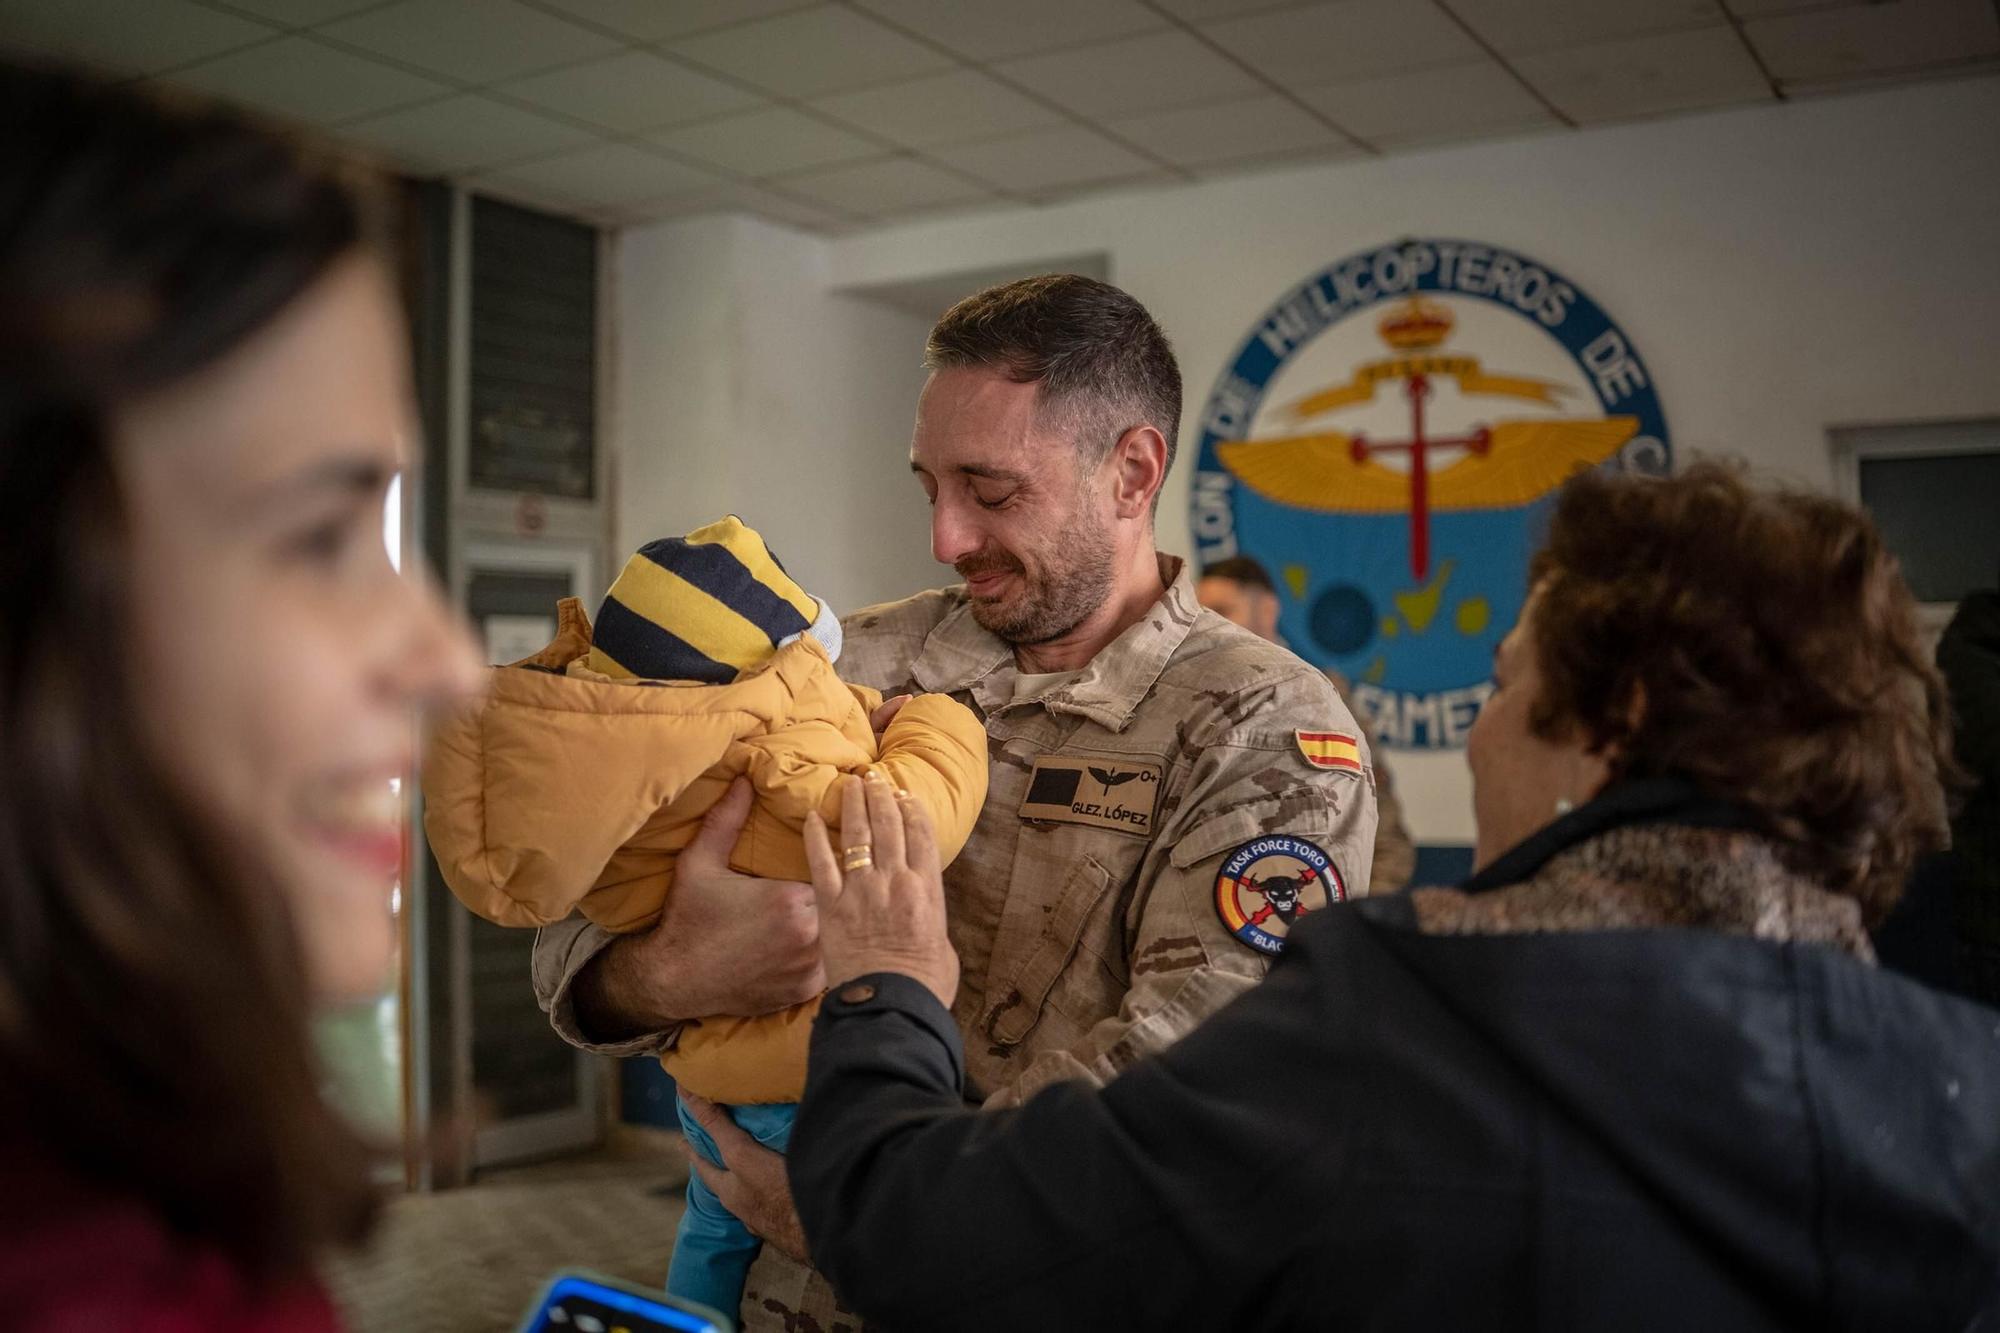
left=679, top=1094, right=810, bottom=1265
left=804, top=773, right=959, bottom=1008
left=573, top=778, right=823, bottom=1037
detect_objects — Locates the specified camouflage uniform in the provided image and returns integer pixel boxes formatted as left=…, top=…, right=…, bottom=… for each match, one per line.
left=530, top=556, right=1378, bottom=1333
left=1326, top=670, right=1417, bottom=893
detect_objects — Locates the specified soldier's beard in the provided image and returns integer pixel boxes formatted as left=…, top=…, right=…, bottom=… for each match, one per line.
left=958, top=526, right=1116, bottom=647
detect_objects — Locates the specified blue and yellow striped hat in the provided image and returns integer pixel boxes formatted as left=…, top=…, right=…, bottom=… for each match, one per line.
left=585, top=516, right=840, bottom=683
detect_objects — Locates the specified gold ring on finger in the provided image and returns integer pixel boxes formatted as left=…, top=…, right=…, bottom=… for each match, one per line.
left=841, top=846, right=874, bottom=872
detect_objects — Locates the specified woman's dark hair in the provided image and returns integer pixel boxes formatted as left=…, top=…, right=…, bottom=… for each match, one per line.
left=1528, top=460, right=1957, bottom=926
left=0, top=61, right=384, bottom=1283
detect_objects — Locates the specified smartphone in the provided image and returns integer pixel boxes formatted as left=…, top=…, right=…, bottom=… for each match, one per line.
left=516, top=1270, right=732, bottom=1333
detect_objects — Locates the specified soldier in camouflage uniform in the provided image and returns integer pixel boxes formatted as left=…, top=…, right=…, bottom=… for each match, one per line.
left=529, top=275, right=1378, bottom=1333
left=1195, top=556, right=1418, bottom=892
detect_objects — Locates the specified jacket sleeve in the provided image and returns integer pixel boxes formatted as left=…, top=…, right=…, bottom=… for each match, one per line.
left=529, top=911, right=681, bottom=1056
left=423, top=689, right=744, bottom=929
left=981, top=669, right=1376, bottom=1108
left=862, top=693, right=990, bottom=869
left=790, top=940, right=1335, bottom=1331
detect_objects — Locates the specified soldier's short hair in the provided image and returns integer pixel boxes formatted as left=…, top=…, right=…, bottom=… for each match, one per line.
left=1200, top=556, right=1276, bottom=595
left=925, top=273, right=1182, bottom=489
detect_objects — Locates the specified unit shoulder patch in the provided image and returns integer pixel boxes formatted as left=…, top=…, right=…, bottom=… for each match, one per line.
left=1017, top=754, right=1162, bottom=836
left=1213, top=834, right=1346, bottom=955
left=1295, top=729, right=1363, bottom=773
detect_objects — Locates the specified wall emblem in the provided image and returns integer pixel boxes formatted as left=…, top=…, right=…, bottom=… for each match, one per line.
left=1192, top=239, right=1671, bottom=749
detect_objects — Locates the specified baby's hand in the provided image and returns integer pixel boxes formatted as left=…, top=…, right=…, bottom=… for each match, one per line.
left=869, top=694, right=911, bottom=737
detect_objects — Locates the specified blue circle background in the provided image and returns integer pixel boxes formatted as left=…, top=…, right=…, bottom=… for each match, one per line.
left=1191, top=238, right=1671, bottom=734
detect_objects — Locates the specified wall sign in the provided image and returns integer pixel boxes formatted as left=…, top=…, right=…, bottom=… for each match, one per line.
left=1192, top=238, right=1671, bottom=750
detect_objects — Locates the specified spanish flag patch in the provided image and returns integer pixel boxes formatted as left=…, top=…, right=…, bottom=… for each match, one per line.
left=1294, top=730, right=1362, bottom=773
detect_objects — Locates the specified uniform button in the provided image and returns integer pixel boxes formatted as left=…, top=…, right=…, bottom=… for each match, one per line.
left=838, top=983, right=877, bottom=1005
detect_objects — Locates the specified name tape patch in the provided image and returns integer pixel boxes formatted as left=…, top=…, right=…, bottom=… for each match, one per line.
left=1017, top=755, right=1162, bottom=836
left=1214, top=834, right=1346, bottom=955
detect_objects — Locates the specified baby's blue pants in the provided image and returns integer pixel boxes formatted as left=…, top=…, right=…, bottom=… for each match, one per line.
left=666, top=1095, right=798, bottom=1315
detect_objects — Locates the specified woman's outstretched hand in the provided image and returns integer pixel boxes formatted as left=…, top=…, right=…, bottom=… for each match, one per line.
left=803, top=773, right=959, bottom=1009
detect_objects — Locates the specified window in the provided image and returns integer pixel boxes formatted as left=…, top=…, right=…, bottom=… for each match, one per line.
left=1833, top=419, right=2000, bottom=630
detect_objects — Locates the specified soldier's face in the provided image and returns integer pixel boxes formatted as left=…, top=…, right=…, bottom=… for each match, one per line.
left=911, top=367, right=1117, bottom=645
left=1196, top=576, right=1280, bottom=642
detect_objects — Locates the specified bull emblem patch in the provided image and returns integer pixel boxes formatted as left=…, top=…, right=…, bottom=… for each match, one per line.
left=1214, top=835, right=1345, bottom=955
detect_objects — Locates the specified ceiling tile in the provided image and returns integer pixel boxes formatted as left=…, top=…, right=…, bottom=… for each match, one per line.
left=333, top=92, right=595, bottom=170
left=929, top=124, right=1159, bottom=195
left=524, top=0, right=815, bottom=42
left=850, top=0, right=1166, bottom=61
left=997, top=29, right=1265, bottom=119
left=479, top=141, right=724, bottom=206
left=776, top=156, right=993, bottom=216
left=0, top=0, right=276, bottom=75
left=1154, top=0, right=1329, bottom=18
left=461, top=175, right=585, bottom=219
left=318, top=0, right=621, bottom=84
left=648, top=106, right=886, bottom=176
left=1200, top=0, right=1485, bottom=85
left=1187, top=142, right=1364, bottom=179
left=810, top=69, right=1066, bottom=148
left=497, top=50, right=762, bottom=132
left=1443, top=0, right=1728, bottom=56
left=215, top=0, right=398, bottom=23
left=665, top=5, right=955, bottom=98
left=165, top=35, right=449, bottom=125
left=1514, top=24, right=1773, bottom=121
left=1107, top=93, right=1345, bottom=167
left=1726, top=0, right=1864, bottom=13
left=1296, top=60, right=1557, bottom=145
left=614, top=180, right=856, bottom=231
left=1744, top=0, right=2000, bottom=82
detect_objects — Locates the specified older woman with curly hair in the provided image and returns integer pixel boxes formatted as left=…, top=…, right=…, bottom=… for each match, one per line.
left=759, top=462, right=2000, bottom=1331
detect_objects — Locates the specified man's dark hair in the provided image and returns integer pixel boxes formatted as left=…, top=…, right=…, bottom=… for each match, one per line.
left=1200, top=556, right=1275, bottom=595
left=925, top=273, right=1182, bottom=493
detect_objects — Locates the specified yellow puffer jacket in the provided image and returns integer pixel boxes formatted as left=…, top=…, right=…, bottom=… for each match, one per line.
left=422, top=597, right=988, bottom=1104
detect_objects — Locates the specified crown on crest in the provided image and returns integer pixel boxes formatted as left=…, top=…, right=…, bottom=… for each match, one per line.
left=1377, top=296, right=1453, bottom=350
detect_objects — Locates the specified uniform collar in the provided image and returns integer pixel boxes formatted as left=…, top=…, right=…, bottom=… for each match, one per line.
left=909, top=555, right=1199, bottom=734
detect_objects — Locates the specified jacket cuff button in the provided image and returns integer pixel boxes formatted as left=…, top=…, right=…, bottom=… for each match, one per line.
left=837, top=982, right=878, bottom=1005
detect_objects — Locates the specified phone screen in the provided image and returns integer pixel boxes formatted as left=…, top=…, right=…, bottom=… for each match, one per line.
left=518, top=1272, right=729, bottom=1333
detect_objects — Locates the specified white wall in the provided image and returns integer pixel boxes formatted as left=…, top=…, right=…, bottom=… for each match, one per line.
left=612, top=214, right=937, bottom=617
left=611, top=74, right=2000, bottom=847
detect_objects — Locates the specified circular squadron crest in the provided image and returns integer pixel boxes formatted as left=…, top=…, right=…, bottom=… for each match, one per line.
left=1192, top=239, right=1671, bottom=751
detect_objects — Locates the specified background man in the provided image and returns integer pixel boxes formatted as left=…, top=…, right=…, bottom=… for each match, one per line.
left=526, top=275, right=1378, bottom=1332
left=1196, top=556, right=1416, bottom=892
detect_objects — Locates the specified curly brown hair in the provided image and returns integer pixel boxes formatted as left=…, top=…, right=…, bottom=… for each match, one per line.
left=1528, top=460, right=1956, bottom=926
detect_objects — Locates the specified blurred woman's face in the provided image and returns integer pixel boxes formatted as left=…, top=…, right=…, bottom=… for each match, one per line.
left=1466, top=589, right=1613, bottom=871
left=116, top=254, right=481, bottom=1003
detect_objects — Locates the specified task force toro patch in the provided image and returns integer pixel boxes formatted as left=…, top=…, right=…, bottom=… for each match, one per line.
left=1214, top=835, right=1344, bottom=955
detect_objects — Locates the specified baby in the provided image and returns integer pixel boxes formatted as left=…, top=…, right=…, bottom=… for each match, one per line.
left=422, top=516, right=987, bottom=1316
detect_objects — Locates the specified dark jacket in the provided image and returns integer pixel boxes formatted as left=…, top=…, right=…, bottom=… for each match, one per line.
left=1942, top=590, right=2000, bottom=997
left=790, top=780, right=2000, bottom=1331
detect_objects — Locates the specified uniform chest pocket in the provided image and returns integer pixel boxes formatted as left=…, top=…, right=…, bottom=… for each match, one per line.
left=979, top=852, right=1114, bottom=1048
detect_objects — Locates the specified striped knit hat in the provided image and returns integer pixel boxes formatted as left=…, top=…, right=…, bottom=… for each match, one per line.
left=585, top=516, right=841, bottom=683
